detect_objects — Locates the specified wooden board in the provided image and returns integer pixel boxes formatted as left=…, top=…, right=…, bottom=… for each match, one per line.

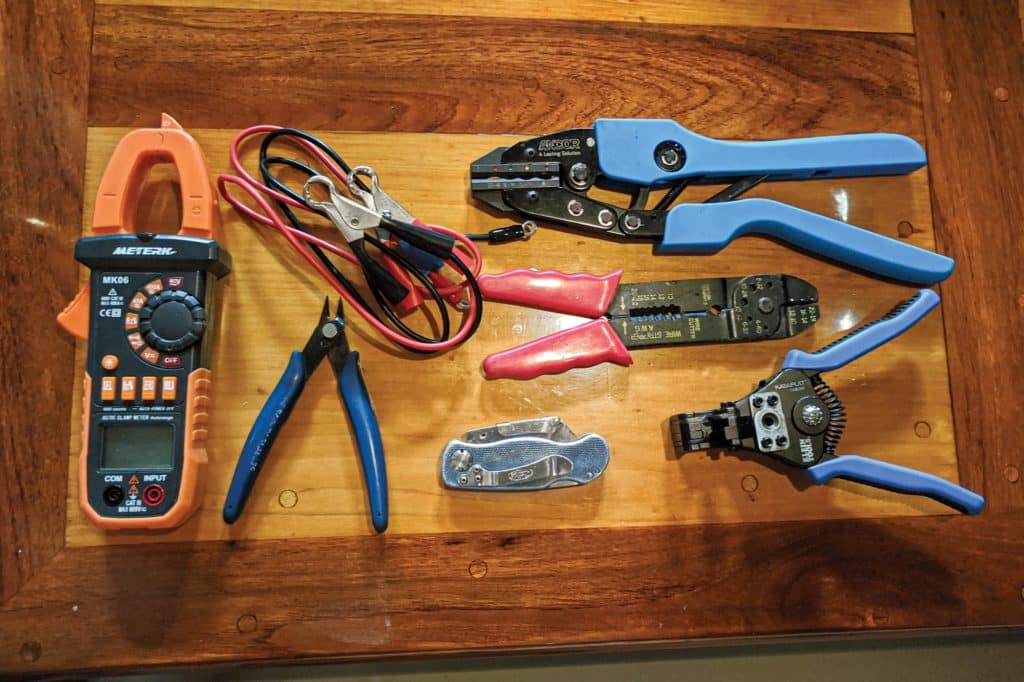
left=5, top=0, right=1024, bottom=676
left=65, top=128, right=957, bottom=548
left=99, top=0, right=914, bottom=33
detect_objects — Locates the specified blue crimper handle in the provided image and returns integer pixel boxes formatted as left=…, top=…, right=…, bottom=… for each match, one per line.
left=657, top=199, right=954, bottom=285
left=806, top=455, right=984, bottom=515
left=338, top=351, right=388, bottom=533
left=594, top=118, right=927, bottom=185
left=224, top=350, right=308, bottom=524
left=783, top=288, right=939, bottom=373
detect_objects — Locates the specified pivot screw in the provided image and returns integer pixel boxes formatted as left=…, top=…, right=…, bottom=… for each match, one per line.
left=525, top=147, right=537, bottom=158
left=775, top=435, right=788, bottom=447
left=597, top=209, right=615, bottom=227
left=752, top=396, right=764, bottom=408
left=767, top=395, right=779, bottom=407
left=654, top=141, right=685, bottom=172
left=567, top=199, right=584, bottom=217
left=569, top=162, right=589, bottom=188
left=321, top=323, right=339, bottom=339
left=801, top=403, right=824, bottom=427
left=623, top=214, right=642, bottom=231
left=451, top=449, right=473, bottom=472
left=760, top=437, right=774, bottom=449
left=757, top=296, right=775, bottom=314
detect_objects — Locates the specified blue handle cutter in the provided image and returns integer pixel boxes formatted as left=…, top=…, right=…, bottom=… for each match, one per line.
left=223, top=298, right=387, bottom=531
left=470, top=118, right=953, bottom=285
left=669, top=289, right=983, bottom=514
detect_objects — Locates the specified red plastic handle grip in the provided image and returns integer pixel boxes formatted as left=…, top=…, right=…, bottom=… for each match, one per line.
left=479, top=268, right=624, bottom=318
left=482, top=319, right=633, bottom=380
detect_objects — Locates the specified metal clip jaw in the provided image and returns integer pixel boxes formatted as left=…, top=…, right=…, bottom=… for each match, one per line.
left=303, top=174, right=381, bottom=243
left=347, top=166, right=416, bottom=224
left=440, top=417, right=610, bottom=490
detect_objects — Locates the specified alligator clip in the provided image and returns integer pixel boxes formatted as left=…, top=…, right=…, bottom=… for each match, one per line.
left=440, top=417, right=610, bottom=490
left=669, top=289, right=983, bottom=514
left=479, top=269, right=819, bottom=380
left=224, top=298, right=387, bottom=531
left=471, top=119, right=954, bottom=285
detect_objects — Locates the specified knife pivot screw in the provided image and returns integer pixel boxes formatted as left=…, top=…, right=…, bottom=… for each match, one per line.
left=767, top=395, right=779, bottom=407
left=598, top=209, right=615, bottom=227
left=757, top=296, right=775, bottom=314
left=654, top=141, right=685, bottom=171
left=569, top=162, right=590, bottom=189
left=451, top=448, right=473, bottom=472
left=752, top=396, right=765, bottom=408
left=623, top=214, right=642, bottom=231
left=760, top=437, right=774, bottom=449
left=567, top=199, right=584, bottom=217
left=800, top=403, right=824, bottom=427
left=775, top=435, right=788, bottom=447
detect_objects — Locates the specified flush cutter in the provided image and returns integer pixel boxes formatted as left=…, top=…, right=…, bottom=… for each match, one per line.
left=223, top=298, right=387, bottom=531
left=471, top=119, right=954, bottom=285
left=480, top=269, right=819, bottom=380
left=669, top=289, right=983, bottom=514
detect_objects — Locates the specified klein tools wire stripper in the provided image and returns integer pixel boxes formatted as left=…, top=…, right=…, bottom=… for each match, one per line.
left=223, top=298, right=387, bottom=531
left=471, top=119, right=954, bottom=285
left=669, top=289, right=984, bottom=514
left=479, top=269, right=819, bottom=380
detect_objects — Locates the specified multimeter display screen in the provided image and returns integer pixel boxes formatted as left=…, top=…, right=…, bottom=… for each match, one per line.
left=101, top=425, right=174, bottom=469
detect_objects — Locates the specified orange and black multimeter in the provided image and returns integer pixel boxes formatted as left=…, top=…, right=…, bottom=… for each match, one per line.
left=58, top=114, right=230, bottom=530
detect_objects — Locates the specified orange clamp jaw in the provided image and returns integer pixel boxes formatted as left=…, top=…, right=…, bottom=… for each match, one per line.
left=93, top=113, right=219, bottom=238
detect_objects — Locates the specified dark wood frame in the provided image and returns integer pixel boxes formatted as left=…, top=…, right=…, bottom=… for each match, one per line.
left=2, top=0, right=1022, bottom=675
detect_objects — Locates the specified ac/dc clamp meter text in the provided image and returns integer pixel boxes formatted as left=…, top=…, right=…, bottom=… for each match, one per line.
left=58, top=114, right=230, bottom=530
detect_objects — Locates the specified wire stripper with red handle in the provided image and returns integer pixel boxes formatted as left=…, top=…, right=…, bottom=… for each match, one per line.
left=479, top=269, right=819, bottom=380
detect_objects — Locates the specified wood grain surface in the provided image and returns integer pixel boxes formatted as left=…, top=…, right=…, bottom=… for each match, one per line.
left=99, top=0, right=914, bottom=33
left=0, top=0, right=93, bottom=602
left=912, top=0, right=1024, bottom=508
left=64, top=128, right=955, bottom=548
left=88, top=7, right=923, bottom=137
left=3, top=0, right=1024, bottom=676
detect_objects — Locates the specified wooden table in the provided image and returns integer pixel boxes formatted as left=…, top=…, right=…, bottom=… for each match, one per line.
left=2, top=0, right=1022, bottom=675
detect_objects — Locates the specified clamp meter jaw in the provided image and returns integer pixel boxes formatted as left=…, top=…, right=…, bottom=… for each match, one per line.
left=58, top=115, right=229, bottom=530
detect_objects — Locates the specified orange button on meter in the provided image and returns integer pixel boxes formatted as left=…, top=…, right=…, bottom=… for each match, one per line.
left=101, top=354, right=119, bottom=371
left=141, top=347, right=160, bottom=364
left=128, top=292, right=147, bottom=310
left=141, top=376, right=157, bottom=401
left=100, top=376, right=116, bottom=401
left=161, top=376, right=177, bottom=401
left=124, top=312, right=139, bottom=330
left=121, top=376, right=137, bottom=401
left=127, top=332, right=145, bottom=350
left=143, top=279, right=164, bottom=295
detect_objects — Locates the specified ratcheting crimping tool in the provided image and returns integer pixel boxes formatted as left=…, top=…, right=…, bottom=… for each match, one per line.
left=479, top=269, right=819, bottom=380
left=224, top=298, right=388, bottom=531
left=669, top=289, right=984, bottom=514
left=471, top=119, right=954, bottom=285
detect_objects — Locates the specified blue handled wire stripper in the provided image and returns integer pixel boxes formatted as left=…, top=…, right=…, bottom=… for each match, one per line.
left=669, top=289, right=983, bottom=514
left=470, top=118, right=953, bottom=285
left=223, top=298, right=387, bottom=531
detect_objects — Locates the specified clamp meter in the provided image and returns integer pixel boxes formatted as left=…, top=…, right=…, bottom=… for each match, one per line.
left=58, top=114, right=230, bottom=530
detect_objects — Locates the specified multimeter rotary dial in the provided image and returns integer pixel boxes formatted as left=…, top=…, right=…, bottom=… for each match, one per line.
left=138, top=290, right=207, bottom=352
